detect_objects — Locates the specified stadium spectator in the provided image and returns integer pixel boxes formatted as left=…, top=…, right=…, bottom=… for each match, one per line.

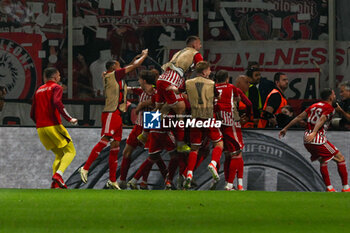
left=215, top=70, right=246, bottom=191
left=89, top=50, right=112, bottom=97
left=235, top=75, right=253, bottom=127
left=245, top=66, right=262, bottom=127
left=79, top=49, right=148, bottom=189
left=157, top=35, right=203, bottom=153
left=0, top=86, right=6, bottom=111
left=258, top=72, right=288, bottom=128
left=30, top=67, right=78, bottom=189
left=279, top=88, right=350, bottom=192
left=276, top=105, right=294, bottom=128
left=73, top=53, right=94, bottom=99
left=338, top=81, right=350, bottom=130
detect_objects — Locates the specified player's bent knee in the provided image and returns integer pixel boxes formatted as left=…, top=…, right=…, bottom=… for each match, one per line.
left=334, top=152, right=345, bottom=163
left=149, top=153, right=161, bottom=162
left=64, top=141, right=76, bottom=156
left=173, top=101, right=185, bottom=114
left=190, top=145, right=200, bottom=152
left=214, top=140, right=224, bottom=148
left=110, top=140, right=120, bottom=148
left=231, top=151, right=242, bottom=158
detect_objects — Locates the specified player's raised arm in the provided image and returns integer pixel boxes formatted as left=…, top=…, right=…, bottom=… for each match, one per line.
left=279, top=111, right=307, bottom=138
left=124, top=49, right=149, bottom=74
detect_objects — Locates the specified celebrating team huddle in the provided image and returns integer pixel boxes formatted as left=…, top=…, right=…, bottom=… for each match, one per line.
left=31, top=35, right=350, bottom=192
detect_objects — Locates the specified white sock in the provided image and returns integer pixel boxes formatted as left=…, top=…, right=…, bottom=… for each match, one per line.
left=210, top=161, right=217, bottom=167
left=131, top=177, right=138, bottom=183
left=343, top=184, right=349, bottom=190
left=238, top=178, right=243, bottom=186
left=187, top=171, right=193, bottom=177
left=226, top=183, right=233, bottom=189
left=56, top=170, right=63, bottom=176
left=327, top=185, right=333, bottom=190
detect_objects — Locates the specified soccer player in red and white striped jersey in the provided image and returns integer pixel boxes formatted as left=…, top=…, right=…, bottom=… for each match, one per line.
left=279, top=88, right=350, bottom=192
left=156, top=36, right=203, bottom=152
left=119, top=70, right=158, bottom=188
left=215, top=70, right=252, bottom=191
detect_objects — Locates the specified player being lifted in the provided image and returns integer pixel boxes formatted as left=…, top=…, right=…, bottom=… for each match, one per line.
left=279, top=88, right=350, bottom=192
left=215, top=70, right=252, bottom=191
left=151, top=36, right=203, bottom=153
left=79, top=49, right=148, bottom=189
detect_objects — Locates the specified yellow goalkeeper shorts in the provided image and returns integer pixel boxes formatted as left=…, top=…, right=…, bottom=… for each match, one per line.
left=37, top=124, right=72, bottom=150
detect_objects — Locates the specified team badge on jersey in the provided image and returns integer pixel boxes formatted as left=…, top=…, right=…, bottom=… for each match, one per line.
left=143, top=111, right=161, bottom=129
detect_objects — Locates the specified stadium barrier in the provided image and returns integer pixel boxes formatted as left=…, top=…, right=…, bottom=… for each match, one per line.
left=0, top=127, right=348, bottom=191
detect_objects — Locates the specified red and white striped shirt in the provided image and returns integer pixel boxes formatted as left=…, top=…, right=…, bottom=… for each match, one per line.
left=304, top=101, right=335, bottom=145
left=136, top=90, right=157, bottom=126
left=215, top=83, right=239, bottom=126
left=158, top=69, right=184, bottom=88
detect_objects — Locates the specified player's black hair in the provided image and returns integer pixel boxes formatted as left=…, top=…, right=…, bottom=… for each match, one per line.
left=274, top=72, right=286, bottom=84
left=140, top=70, right=156, bottom=86
left=215, top=70, right=229, bottom=83
left=282, top=105, right=294, bottom=113
left=186, top=35, right=200, bottom=45
left=43, top=67, right=58, bottom=79
left=105, top=60, right=117, bottom=70
left=246, top=67, right=259, bottom=78
left=247, top=61, right=259, bottom=70
left=320, top=88, right=333, bottom=101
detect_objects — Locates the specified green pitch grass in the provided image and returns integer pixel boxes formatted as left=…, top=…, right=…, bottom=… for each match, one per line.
left=0, top=189, right=349, bottom=233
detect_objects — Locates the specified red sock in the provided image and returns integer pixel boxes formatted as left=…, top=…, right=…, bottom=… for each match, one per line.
left=237, top=157, right=244, bottom=179
left=178, top=154, right=187, bottom=176
left=156, top=157, right=168, bottom=179
left=320, top=163, right=331, bottom=186
left=143, top=157, right=163, bottom=182
left=109, top=147, right=119, bottom=182
left=135, top=158, right=154, bottom=180
left=224, top=157, right=231, bottom=182
left=337, top=161, right=348, bottom=185
left=187, top=151, right=198, bottom=174
left=167, top=156, right=179, bottom=180
left=227, top=157, right=240, bottom=184
left=83, top=139, right=108, bottom=170
left=120, top=156, right=131, bottom=181
left=194, top=155, right=204, bottom=170
left=142, top=163, right=152, bottom=182
left=211, top=146, right=223, bottom=164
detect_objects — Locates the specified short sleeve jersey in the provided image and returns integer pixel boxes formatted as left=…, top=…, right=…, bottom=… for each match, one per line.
left=215, top=83, right=239, bottom=126
left=304, top=101, right=335, bottom=144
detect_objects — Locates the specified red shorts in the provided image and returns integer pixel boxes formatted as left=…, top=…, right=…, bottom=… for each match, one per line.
left=101, top=111, right=122, bottom=141
left=304, top=141, right=339, bottom=162
left=156, top=80, right=184, bottom=106
left=190, top=120, right=223, bottom=146
left=221, top=122, right=244, bottom=153
left=148, top=130, right=176, bottom=154
left=126, top=124, right=143, bottom=148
